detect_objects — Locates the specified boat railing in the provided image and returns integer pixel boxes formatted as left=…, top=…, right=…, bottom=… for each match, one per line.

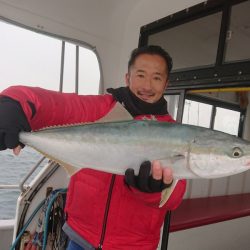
left=0, top=184, right=20, bottom=189
left=0, top=156, right=46, bottom=192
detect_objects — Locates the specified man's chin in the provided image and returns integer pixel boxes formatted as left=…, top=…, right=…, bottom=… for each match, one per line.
left=136, top=94, right=154, bottom=102
left=138, top=96, right=156, bottom=103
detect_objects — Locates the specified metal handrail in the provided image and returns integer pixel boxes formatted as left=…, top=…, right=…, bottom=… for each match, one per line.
left=0, top=184, right=20, bottom=190
left=0, top=156, right=46, bottom=192
left=19, top=156, right=46, bottom=192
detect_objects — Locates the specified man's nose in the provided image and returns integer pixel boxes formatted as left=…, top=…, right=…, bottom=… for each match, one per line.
left=143, top=77, right=152, bottom=89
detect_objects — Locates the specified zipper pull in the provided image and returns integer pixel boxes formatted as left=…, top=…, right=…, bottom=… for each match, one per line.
left=96, top=244, right=103, bottom=250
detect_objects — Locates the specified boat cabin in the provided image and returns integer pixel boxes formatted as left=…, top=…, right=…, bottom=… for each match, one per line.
left=0, top=0, right=250, bottom=249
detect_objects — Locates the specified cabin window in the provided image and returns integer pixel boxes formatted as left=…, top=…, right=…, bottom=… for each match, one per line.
left=0, top=19, right=100, bottom=94
left=62, top=42, right=77, bottom=93
left=78, top=47, right=100, bottom=95
left=213, top=107, right=240, bottom=135
left=182, top=100, right=212, bottom=128
left=139, top=0, right=250, bottom=88
left=164, top=95, right=179, bottom=120
left=182, top=95, right=244, bottom=137
left=0, top=21, right=61, bottom=91
left=148, top=12, right=222, bottom=71
left=224, top=1, right=250, bottom=63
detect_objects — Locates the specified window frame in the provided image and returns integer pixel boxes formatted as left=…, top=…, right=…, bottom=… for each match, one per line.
left=184, top=93, right=246, bottom=137
left=139, top=0, right=250, bottom=90
left=0, top=16, right=103, bottom=94
left=164, top=89, right=246, bottom=137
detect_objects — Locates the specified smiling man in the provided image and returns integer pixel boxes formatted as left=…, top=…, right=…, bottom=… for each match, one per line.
left=0, top=45, right=186, bottom=250
left=126, top=51, right=169, bottom=104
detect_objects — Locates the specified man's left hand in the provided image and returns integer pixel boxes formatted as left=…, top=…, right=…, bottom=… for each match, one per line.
left=125, top=160, right=173, bottom=193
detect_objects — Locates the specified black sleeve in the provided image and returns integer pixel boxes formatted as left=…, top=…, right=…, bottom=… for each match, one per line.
left=0, top=96, right=31, bottom=150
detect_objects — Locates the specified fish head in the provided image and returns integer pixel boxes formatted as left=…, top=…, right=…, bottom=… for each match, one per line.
left=189, top=131, right=250, bottom=179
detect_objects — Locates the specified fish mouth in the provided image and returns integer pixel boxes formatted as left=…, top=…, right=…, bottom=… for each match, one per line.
left=246, top=161, right=250, bottom=167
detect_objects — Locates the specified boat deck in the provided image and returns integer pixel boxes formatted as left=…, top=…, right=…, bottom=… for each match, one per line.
left=170, top=193, right=250, bottom=232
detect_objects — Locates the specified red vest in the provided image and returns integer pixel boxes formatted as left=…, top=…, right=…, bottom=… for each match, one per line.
left=1, top=86, right=186, bottom=250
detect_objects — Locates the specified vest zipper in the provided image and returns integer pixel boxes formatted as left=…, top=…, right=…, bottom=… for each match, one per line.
left=96, top=174, right=116, bottom=250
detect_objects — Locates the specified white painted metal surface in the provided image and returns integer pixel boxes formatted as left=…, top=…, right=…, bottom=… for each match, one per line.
left=0, top=1, right=249, bottom=249
left=0, top=220, right=15, bottom=250
left=168, top=216, right=250, bottom=250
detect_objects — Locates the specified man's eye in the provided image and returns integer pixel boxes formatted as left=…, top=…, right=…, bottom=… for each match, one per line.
left=137, top=74, right=145, bottom=78
left=154, top=77, right=162, bottom=81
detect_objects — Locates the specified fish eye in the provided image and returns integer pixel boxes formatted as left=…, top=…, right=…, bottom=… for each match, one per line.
left=232, top=147, right=243, bottom=158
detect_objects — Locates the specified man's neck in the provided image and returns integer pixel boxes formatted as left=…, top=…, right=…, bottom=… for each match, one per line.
left=107, top=87, right=169, bottom=117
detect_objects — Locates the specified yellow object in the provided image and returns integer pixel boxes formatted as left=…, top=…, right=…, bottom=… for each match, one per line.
left=188, top=87, right=250, bottom=93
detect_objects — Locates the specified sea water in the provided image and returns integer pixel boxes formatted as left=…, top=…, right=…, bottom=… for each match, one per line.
left=0, top=147, right=42, bottom=219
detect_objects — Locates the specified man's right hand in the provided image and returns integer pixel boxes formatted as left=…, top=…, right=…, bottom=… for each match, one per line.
left=0, top=96, right=31, bottom=155
left=125, top=160, right=173, bottom=193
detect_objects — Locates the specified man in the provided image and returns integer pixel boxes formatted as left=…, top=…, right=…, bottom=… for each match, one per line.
left=0, top=45, right=186, bottom=250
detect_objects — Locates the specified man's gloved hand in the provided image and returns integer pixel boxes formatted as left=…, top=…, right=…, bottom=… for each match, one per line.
left=125, top=160, right=173, bottom=193
left=0, top=97, right=31, bottom=151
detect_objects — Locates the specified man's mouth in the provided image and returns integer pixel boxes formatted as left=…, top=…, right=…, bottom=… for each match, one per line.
left=137, top=92, right=155, bottom=101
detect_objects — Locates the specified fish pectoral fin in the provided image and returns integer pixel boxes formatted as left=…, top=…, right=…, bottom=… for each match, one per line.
left=159, top=154, right=185, bottom=165
left=160, top=180, right=178, bottom=207
left=171, top=154, right=186, bottom=162
left=97, top=102, right=133, bottom=123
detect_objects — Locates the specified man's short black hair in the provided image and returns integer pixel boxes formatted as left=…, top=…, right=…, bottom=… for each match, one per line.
left=128, top=45, right=173, bottom=74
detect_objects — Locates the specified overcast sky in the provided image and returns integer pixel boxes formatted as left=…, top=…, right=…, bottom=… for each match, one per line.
left=0, top=20, right=100, bottom=94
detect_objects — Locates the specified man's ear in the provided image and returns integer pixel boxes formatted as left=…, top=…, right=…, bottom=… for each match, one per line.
left=125, top=73, right=130, bottom=86
left=164, top=79, right=169, bottom=89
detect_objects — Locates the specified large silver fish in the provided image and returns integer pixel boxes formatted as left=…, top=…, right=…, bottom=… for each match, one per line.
left=19, top=104, right=250, bottom=179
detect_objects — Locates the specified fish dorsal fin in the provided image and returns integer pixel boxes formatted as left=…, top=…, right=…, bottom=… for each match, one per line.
left=97, top=102, right=133, bottom=123
left=32, top=102, right=133, bottom=131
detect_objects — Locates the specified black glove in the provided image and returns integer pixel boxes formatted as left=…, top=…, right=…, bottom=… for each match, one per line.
left=0, top=97, right=31, bottom=150
left=125, top=161, right=173, bottom=193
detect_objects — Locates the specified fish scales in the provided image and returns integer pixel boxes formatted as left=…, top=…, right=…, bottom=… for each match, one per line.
left=19, top=120, right=250, bottom=179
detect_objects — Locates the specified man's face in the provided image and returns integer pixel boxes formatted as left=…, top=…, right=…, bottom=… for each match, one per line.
left=126, top=54, right=169, bottom=103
